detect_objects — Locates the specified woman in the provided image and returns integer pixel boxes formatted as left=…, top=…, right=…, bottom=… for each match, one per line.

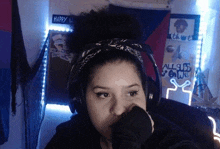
left=45, top=8, right=203, bottom=149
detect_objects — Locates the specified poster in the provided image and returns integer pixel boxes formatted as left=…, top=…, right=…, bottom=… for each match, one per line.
left=47, top=31, right=74, bottom=104
left=50, top=32, right=74, bottom=63
left=162, top=14, right=200, bottom=105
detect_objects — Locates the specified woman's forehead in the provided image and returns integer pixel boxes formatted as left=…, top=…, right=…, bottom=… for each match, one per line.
left=93, top=60, right=137, bottom=74
left=90, top=61, right=140, bottom=83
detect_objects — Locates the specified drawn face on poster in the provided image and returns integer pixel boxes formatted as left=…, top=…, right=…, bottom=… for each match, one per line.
left=167, top=14, right=200, bottom=41
left=174, top=19, right=188, bottom=34
left=169, top=18, right=195, bottom=41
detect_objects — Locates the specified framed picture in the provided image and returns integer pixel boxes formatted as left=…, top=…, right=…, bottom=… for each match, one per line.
left=167, top=14, right=200, bottom=41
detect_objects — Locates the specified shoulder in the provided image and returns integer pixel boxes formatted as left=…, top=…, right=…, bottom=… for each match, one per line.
left=44, top=115, right=83, bottom=149
left=45, top=114, right=101, bottom=149
left=145, top=98, right=214, bottom=149
left=144, top=112, right=200, bottom=149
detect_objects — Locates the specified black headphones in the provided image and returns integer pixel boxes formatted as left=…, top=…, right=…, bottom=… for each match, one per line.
left=68, top=42, right=162, bottom=114
left=140, top=44, right=162, bottom=111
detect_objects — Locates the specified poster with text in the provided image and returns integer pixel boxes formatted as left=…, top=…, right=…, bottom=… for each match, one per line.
left=162, top=39, right=198, bottom=105
left=162, top=14, right=200, bottom=105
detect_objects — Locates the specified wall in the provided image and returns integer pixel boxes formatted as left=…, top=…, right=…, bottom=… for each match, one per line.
left=216, top=14, right=220, bottom=105
left=207, top=11, right=220, bottom=104
left=196, top=0, right=220, bottom=105
left=36, top=105, right=72, bottom=149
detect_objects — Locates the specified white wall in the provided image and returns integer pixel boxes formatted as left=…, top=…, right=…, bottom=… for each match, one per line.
left=18, top=0, right=49, bottom=67
left=206, top=11, right=220, bottom=104
left=37, top=105, right=72, bottom=149
left=196, top=0, right=220, bottom=104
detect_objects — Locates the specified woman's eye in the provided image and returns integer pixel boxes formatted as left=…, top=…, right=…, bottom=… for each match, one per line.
left=96, top=93, right=109, bottom=98
left=129, top=91, right=138, bottom=97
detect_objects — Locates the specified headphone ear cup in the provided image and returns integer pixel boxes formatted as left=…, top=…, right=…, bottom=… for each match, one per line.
left=146, top=77, right=160, bottom=110
left=69, top=98, right=78, bottom=113
left=69, top=97, right=87, bottom=114
left=69, top=80, right=85, bottom=114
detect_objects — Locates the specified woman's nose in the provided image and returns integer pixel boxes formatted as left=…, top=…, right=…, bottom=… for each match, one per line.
left=110, top=96, right=128, bottom=116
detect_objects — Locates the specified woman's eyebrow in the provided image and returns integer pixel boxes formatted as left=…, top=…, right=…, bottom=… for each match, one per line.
left=126, top=83, right=140, bottom=88
left=93, top=86, right=110, bottom=90
left=92, top=84, right=140, bottom=90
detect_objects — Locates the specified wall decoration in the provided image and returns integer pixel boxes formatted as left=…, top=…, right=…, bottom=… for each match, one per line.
left=166, top=78, right=192, bottom=105
left=162, top=40, right=197, bottom=85
left=50, top=32, right=74, bottom=63
left=162, top=39, right=198, bottom=104
left=167, top=14, right=200, bottom=41
left=46, top=30, right=74, bottom=104
left=162, top=14, right=200, bottom=105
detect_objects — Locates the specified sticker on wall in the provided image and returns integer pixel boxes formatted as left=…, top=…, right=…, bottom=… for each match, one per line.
left=167, top=14, right=200, bottom=41
left=52, top=14, right=73, bottom=24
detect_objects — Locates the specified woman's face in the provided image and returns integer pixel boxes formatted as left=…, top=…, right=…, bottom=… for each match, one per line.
left=86, top=60, right=146, bottom=140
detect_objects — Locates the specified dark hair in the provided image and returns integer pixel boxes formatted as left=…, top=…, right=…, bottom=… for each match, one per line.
left=174, top=19, right=188, bottom=27
left=66, top=8, right=143, bottom=54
